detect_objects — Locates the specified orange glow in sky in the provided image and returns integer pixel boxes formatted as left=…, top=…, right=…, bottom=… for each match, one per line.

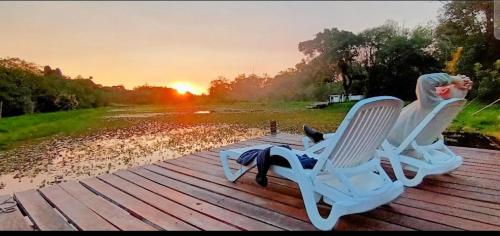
left=0, top=2, right=441, bottom=94
left=170, top=81, right=204, bottom=95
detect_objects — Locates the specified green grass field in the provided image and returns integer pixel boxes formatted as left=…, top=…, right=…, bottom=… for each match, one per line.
left=448, top=101, right=500, bottom=137
left=0, top=107, right=127, bottom=150
left=0, top=100, right=498, bottom=151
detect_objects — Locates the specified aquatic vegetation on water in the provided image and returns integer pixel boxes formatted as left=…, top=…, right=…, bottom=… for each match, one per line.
left=0, top=122, right=266, bottom=194
left=1, top=101, right=497, bottom=194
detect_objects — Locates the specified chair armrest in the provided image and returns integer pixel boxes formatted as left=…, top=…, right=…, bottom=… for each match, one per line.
left=269, top=146, right=306, bottom=175
left=323, top=132, right=335, bottom=139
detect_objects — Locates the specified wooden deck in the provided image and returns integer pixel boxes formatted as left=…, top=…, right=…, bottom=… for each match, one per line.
left=1, top=133, right=500, bottom=231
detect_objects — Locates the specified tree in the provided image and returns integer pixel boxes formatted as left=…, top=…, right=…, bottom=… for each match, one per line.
left=357, top=21, right=400, bottom=96
left=474, top=60, right=500, bottom=102
left=435, top=0, right=499, bottom=77
left=208, top=77, right=231, bottom=101
left=298, top=28, right=361, bottom=95
left=373, top=27, right=440, bottom=100
left=55, top=94, right=79, bottom=110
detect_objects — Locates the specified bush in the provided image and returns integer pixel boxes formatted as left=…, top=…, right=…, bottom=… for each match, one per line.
left=474, top=60, right=500, bottom=102
left=55, top=94, right=79, bottom=111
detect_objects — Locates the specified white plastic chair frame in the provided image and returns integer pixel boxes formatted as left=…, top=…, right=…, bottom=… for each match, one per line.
left=304, top=98, right=466, bottom=187
left=379, top=98, right=466, bottom=187
left=220, top=96, right=405, bottom=230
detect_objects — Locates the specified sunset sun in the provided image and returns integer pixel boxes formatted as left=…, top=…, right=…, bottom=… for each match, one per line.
left=171, top=81, right=203, bottom=95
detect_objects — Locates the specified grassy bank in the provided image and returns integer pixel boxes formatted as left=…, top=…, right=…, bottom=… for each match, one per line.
left=0, top=100, right=498, bottom=151
left=0, top=107, right=127, bottom=150
left=448, top=100, right=500, bottom=139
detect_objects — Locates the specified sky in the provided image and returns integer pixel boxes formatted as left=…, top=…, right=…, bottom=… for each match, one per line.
left=0, top=1, right=444, bottom=94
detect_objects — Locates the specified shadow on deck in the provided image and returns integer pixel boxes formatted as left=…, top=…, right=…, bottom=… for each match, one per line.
left=1, top=133, right=500, bottom=231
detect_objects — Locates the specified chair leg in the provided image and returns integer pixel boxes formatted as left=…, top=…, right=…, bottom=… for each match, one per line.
left=314, top=192, right=322, bottom=203
left=386, top=154, right=426, bottom=187
left=297, top=179, right=343, bottom=231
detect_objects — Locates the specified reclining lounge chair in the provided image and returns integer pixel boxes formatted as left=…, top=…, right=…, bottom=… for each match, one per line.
left=304, top=98, right=466, bottom=187
left=220, top=96, right=405, bottom=230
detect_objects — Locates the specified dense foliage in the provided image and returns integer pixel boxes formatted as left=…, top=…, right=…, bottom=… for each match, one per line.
left=0, top=58, right=196, bottom=117
left=1, top=1, right=498, bottom=118
left=208, top=1, right=499, bottom=103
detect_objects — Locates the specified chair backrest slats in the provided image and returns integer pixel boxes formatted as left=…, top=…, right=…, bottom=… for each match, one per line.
left=337, top=107, right=381, bottom=167
left=415, top=99, right=466, bottom=146
left=321, top=97, right=403, bottom=169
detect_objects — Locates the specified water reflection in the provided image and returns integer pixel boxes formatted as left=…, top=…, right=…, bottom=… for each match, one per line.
left=193, top=111, right=211, bottom=114
left=0, top=123, right=266, bottom=194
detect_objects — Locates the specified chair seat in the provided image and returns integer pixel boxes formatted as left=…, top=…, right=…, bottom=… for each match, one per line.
left=315, top=171, right=386, bottom=195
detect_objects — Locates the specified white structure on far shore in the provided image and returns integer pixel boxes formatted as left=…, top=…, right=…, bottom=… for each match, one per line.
left=329, top=94, right=365, bottom=104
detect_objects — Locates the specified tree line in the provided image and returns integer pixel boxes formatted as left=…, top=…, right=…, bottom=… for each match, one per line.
left=0, top=58, right=198, bottom=117
left=207, top=1, right=499, bottom=103
left=1, top=1, right=498, bottom=118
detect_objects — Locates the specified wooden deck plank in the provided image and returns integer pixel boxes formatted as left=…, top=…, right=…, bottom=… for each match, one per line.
left=381, top=203, right=500, bottom=230
left=192, top=150, right=293, bottom=183
left=157, top=161, right=414, bottom=230
left=394, top=197, right=500, bottom=227
left=14, top=189, right=73, bottom=231
left=381, top=166, right=500, bottom=204
left=167, top=150, right=500, bottom=230
left=97, top=173, right=239, bottom=231
left=381, top=162, right=500, bottom=192
left=58, top=181, right=156, bottom=231
left=146, top=163, right=418, bottom=230
left=220, top=136, right=498, bottom=230
left=79, top=177, right=198, bottom=231
left=193, top=147, right=297, bottom=183
left=38, top=185, right=118, bottom=231
left=2, top=133, right=499, bottom=231
left=416, top=184, right=500, bottom=204
left=113, top=170, right=281, bottom=231
left=148, top=163, right=415, bottom=231
left=188, top=152, right=295, bottom=188
left=403, top=188, right=500, bottom=216
left=157, top=160, right=321, bottom=212
left=142, top=164, right=311, bottom=222
left=0, top=195, right=33, bottom=231
left=175, top=155, right=500, bottom=227
left=130, top=167, right=316, bottom=231
left=361, top=207, right=459, bottom=231
left=180, top=155, right=302, bottom=197
left=338, top=214, right=413, bottom=231
left=421, top=179, right=500, bottom=196
left=166, top=157, right=303, bottom=206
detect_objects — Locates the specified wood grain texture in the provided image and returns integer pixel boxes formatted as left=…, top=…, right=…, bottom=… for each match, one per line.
left=58, top=181, right=155, bottom=231
left=14, top=190, right=73, bottom=231
left=39, top=185, right=117, bottom=230
left=0, top=195, right=33, bottom=231
left=2, top=134, right=499, bottom=231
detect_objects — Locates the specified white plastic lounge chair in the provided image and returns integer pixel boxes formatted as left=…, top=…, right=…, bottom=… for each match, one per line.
left=220, top=96, right=404, bottom=230
left=304, top=98, right=466, bottom=187
left=378, top=98, right=466, bottom=187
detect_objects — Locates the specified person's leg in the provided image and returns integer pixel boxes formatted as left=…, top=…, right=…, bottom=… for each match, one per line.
left=255, top=147, right=273, bottom=187
left=303, top=125, right=325, bottom=143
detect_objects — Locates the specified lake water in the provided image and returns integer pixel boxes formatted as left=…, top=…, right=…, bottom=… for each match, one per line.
left=0, top=123, right=266, bottom=194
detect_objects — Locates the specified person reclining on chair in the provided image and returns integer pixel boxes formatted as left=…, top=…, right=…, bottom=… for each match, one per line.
left=304, top=73, right=473, bottom=148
